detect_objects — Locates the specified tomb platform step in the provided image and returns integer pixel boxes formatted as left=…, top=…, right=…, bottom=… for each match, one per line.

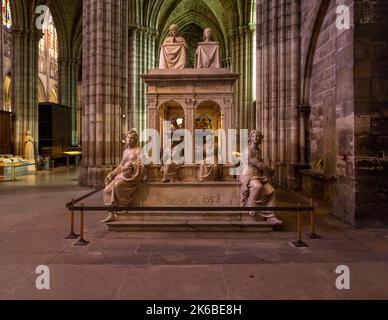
left=106, top=211, right=281, bottom=232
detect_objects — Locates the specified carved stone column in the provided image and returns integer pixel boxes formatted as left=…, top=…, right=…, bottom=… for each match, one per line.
left=128, top=25, right=157, bottom=134
left=80, top=0, right=129, bottom=186
left=229, top=24, right=255, bottom=131
left=59, top=57, right=80, bottom=145
left=11, top=28, right=41, bottom=156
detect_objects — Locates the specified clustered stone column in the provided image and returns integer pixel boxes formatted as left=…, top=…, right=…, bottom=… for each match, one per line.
left=128, top=25, right=157, bottom=134
left=59, top=57, right=80, bottom=146
left=229, top=24, right=256, bottom=131
left=80, top=0, right=129, bottom=187
left=11, top=28, right=41, bottom=156
left=256, top=0, right=304, bottom=189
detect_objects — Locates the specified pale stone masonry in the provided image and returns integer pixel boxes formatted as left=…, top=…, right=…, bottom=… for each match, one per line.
left=80, top=0, right=129, bottom=186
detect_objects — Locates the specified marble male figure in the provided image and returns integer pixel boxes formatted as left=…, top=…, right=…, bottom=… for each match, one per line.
left=159, top=24, right=188, bottom=69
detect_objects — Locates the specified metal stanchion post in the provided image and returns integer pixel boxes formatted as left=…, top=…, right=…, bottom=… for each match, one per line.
left=290, top=203, right=308, bottom=247
left=65, top=199, right=80, bottom=240
left=306, top=198, right=321, bottom=239
left=74, top=204, right=89, bottom=246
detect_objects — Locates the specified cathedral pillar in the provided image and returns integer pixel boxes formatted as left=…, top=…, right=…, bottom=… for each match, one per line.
left=59, top=57, right=80, bottom=145
left=80, top=0, right=129, bottom=187
left=287, top=0, right=302, bottom=189
left=229, top=24, right=255, bottom=132
left=290, top=0, right=301, bottom=164
left=128, top=25, right=157, bottom=134
left=11, top=28, right=41, bottom=156
left=270, top=0, right=279, bottom=165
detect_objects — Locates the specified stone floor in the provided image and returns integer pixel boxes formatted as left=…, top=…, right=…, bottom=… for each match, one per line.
left=0, top=167, right=388, bottom=300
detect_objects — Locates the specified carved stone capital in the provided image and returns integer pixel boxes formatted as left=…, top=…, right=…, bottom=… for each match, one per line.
left=223, top=97, right=234, bottom=108
left=147, top=97, right=157, bottom=109
left=185, top=98, right=197, bottom=108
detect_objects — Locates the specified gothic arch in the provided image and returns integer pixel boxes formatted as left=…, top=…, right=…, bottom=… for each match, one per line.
left=43, top=0, right=70, bottom=61
left=9, top=0, right=26, bottom=30
left=158, top=11, right=226, bottom=61
left=301, top=0, right=332, bottom=104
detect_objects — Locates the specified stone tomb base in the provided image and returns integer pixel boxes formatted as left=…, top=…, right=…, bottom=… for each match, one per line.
left=107, top=181, right=279, bottom=232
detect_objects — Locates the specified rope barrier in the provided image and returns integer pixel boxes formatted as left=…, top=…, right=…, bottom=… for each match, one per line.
left=65, top=189, right=320, bottom=247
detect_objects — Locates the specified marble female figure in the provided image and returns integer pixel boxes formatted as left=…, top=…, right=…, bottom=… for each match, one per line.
left=102, top=130, right=146, bottom=223
left=240, top=130, right=282, bottom=224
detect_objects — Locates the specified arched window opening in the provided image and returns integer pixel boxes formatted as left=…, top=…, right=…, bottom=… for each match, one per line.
left=38, top=8, right=58, bottom=80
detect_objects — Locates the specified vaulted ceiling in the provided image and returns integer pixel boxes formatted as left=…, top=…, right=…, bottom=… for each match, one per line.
left=11, top=0, right=255, bottom=61
left=133, top=0, right=255, bottom=62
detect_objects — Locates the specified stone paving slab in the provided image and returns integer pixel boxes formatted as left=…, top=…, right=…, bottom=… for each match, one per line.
left=1, top=168, right=388, bottom=299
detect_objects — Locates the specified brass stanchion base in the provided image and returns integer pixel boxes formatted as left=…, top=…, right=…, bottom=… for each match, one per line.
left=65, top=232, right=79, bottom=240
left=74, top=239, right=90, bottom=246
left=306, top=232, right=322, bottom=239
left=289, top=240, right=308, bottom=248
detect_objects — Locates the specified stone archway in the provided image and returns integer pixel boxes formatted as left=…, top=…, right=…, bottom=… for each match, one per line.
left=195, top=100, right=222, bottom=131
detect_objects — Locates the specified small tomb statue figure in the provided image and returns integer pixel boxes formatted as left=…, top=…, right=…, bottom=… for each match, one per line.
left=198, top=140, right=220, bottom=182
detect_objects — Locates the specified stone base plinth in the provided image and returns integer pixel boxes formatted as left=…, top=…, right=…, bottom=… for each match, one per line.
left=106, top=181, right=281, bottom=232
left=107, top=217, right=277, bottom=232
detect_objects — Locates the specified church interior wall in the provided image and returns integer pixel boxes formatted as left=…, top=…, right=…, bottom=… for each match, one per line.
left=1, top=0, right=386, bottom=227
left=353, top=0, right=388, bottom=226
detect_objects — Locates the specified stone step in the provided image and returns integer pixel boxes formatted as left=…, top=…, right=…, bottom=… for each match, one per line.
left=107, top=214, right=281, bottom=232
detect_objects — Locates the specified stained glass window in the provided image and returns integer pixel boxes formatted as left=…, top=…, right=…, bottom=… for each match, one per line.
left=39, top=8, right=58, bottom=79
left=2, top=0, right=12, bottom=28
left=40, top=9, right=58, bottom=59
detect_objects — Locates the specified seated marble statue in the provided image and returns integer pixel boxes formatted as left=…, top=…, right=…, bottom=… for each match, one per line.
left=199, top=140, right=220, bottom=182
left=161, top=145, right=181, bottom=183
left=159, top=24, right=188, bottom=69
left=240, top=130, right=282, bottom=225
left=102, top=130, right=146, bottom=223
left=195, top=28, right=221, bottom=69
